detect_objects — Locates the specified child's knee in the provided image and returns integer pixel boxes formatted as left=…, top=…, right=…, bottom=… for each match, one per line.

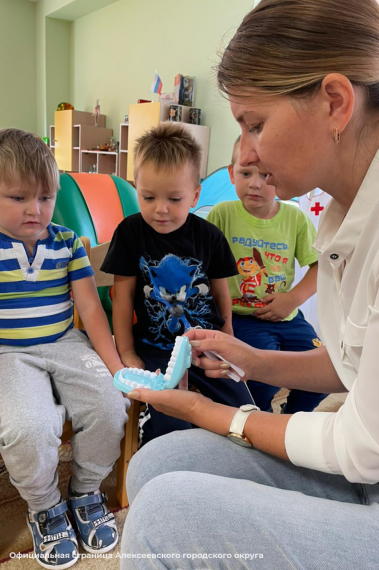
left=94, top=391, right=129, bottom=434
left=1, top=408, right=63, bottom=457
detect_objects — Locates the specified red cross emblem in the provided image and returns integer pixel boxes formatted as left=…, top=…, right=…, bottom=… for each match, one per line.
left=310, top=202, right=324, bottom=216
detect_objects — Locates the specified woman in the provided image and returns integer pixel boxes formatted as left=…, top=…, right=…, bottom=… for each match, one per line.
left=121, top=1, right=379, bottom=567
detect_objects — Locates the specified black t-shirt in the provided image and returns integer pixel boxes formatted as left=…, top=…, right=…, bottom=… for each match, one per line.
left=101, top=213, right=238, bottom=350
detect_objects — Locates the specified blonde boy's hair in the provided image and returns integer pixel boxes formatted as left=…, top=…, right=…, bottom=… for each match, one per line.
left=0, top=128, right=60, bottom=195
left=231, top=135, right=241, bottom=166
left=134, top=122, right=202, bottom=185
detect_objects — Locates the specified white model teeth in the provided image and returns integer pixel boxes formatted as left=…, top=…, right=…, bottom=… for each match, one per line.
left=116, top=337, right=190, bottom=393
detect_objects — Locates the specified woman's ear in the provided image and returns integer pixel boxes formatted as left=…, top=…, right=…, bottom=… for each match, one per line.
left=319, top=73, right=355, bottom=134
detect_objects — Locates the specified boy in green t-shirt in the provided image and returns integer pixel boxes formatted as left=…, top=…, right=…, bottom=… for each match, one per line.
left=207, top=136, right=327, bottom=413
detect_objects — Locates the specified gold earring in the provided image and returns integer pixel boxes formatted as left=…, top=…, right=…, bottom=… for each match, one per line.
left=333, top=127, right=340, bottom=145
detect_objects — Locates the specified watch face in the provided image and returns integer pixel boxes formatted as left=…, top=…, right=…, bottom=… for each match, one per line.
left=227, top=433, right=253, bottom=448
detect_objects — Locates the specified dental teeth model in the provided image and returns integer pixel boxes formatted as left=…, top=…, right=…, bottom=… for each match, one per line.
left=113, top=336, right=192, bottom=394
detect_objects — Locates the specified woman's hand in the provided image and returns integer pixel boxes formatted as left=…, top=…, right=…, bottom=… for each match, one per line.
left=185, top=329, right=259, bottom=380
left=127, top=385, right=236, bottom=433
left=127, top=388, right=206, bottom=420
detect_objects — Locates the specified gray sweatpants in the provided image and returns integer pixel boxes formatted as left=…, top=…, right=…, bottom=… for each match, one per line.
left=0, top=329, right=129, bottom=511
left=122, top=429, right=379, bottom=569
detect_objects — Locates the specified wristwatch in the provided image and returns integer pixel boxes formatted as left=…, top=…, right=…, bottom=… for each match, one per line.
left=227, top=404, right=260, bottom=447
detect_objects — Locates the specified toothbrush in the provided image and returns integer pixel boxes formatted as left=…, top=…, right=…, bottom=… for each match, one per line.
left=202, top=350, right=245, bottom=382
left=113, top=336, right=192, bottom=394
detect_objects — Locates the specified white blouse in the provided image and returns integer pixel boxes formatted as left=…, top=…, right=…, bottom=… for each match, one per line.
left=285, top=152, right=379, bottom=484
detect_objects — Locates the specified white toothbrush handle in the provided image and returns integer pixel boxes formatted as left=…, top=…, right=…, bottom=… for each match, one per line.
left=203, top=350, right=245, bottom=382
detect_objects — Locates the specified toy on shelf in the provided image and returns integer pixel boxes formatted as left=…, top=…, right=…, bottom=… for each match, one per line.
left=114, top=336, right=192, bottom=394
left=189, top=108, right=201, bottom=125
left=90, top=138, right=117, bottom=153
left=93, top=99, right=100, bottom=126
left=169, top=105, right=182, bottom=122
left=181, top=76, right=195, bottom=106
left=57, top=102, right=74, bottom=111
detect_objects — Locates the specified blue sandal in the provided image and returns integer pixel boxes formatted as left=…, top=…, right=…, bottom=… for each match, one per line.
left=27, top=500, right=78, bottom=569
left=68, top=490, right=118, bottom=554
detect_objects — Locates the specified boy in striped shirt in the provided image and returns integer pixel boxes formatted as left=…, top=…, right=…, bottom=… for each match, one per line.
left=0, top=129, right=128, bottom=568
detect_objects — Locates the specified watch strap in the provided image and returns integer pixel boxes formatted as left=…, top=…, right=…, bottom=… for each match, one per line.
left=229, top=406, right=259, bottom=436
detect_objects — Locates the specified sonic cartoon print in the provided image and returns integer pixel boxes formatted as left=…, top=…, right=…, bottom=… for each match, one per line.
left=140, top=254, right=211, bottom=347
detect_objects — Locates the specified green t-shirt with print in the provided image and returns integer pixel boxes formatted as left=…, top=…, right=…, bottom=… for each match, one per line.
left=207, top=200, right=318, bottom=321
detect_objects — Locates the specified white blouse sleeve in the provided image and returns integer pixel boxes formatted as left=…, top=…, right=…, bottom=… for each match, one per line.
left=285, top=294, right=379, bottom=484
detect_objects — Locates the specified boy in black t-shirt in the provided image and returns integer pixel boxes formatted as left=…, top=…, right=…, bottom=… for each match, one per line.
left=102, top=123, right=254, bottom=445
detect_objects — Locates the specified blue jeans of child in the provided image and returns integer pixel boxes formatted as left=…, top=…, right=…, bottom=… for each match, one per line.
left=232, top=311, right=327, bottom=413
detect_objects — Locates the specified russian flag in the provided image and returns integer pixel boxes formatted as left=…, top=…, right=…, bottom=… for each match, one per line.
left=150, top=70, right=163, bottom=95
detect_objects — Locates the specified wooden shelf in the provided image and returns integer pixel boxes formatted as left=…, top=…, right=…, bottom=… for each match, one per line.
left=118, top=123, right=129, bottom=179
left=49, top=125, right=55, bottom=155
left=81, top=150, right=118, bottom=175
left=126, top=103, right=209, bottom=181
left=52, top=111, right=111, bottom=172
left=82, top=150, right=118, bottom=155
left=72, top=148, right=79, bottom=172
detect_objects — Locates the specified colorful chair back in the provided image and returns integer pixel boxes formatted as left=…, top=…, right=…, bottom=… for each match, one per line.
left=53, top=173, right=139, bottom=325
left=53, top=173, right=139, bottom=246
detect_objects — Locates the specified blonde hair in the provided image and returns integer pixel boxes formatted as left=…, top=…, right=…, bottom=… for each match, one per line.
left=218, top=0, right=379, bottom=110
left=231, top=135, right=241, bottom=166
left=134, top=122, right=201, bottom=185
left=0, top=128, right=60, bottom=195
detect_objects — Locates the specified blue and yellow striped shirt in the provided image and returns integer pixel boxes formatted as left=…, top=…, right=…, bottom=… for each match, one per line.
left=0, top=224, right=94, bottom=346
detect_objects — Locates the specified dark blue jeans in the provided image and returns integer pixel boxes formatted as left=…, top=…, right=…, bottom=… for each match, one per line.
left=135, top=342, right=255, bottom=447
left=232, top=311, right=328, bottom=413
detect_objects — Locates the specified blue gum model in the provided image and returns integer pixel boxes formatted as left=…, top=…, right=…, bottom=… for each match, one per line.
left=113, top=335, right=192, bottom=394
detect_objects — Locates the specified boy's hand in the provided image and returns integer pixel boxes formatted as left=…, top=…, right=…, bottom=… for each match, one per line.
left=120, top=350, right=145, bottom=370
left=255, top=293, right=297, bottom=321
left=220, top=323, right=234, bottom=336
